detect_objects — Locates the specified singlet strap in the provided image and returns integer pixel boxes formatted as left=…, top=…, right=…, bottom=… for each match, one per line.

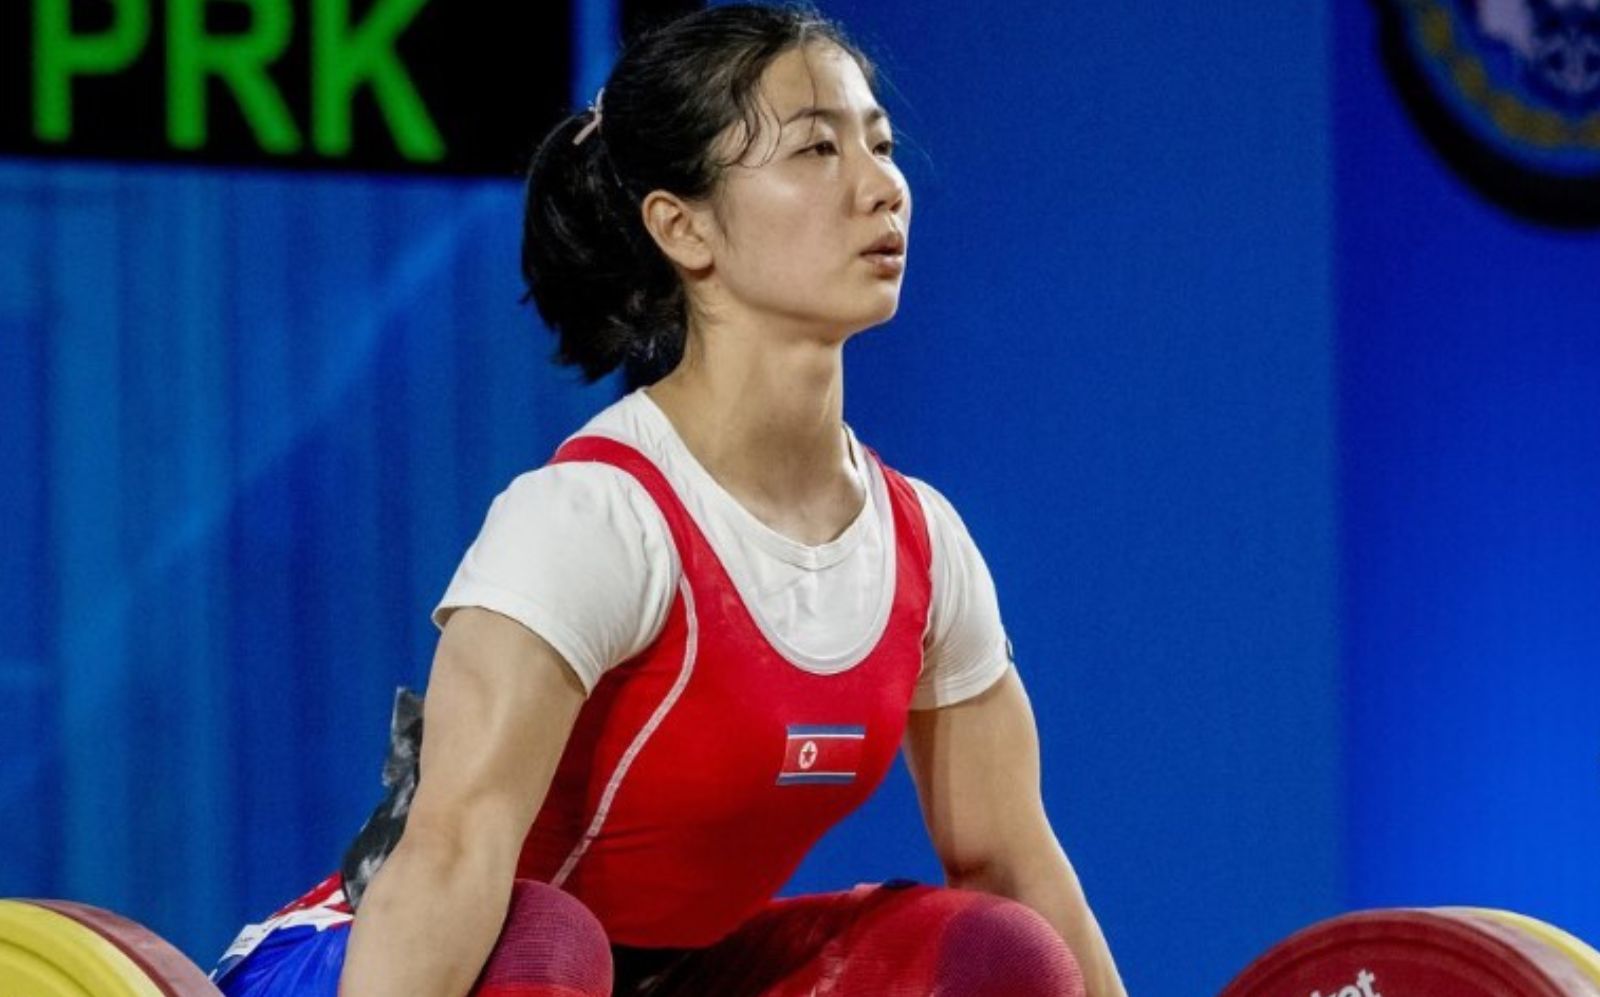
left=550, top=436, right=714, bottom=580
left=859, top=444, right=933, bottom=580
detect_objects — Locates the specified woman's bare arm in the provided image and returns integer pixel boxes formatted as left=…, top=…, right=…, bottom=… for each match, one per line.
left=337, top=607, right=589, bottom=997
left=903, top=667, right=1127, bottom=997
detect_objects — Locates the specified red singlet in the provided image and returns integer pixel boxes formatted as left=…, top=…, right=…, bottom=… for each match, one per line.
left=516, top=435, right=933, bottom=948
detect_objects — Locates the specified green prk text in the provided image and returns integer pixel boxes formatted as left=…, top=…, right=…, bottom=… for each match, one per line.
left=33, top=0, right=445, bottom=162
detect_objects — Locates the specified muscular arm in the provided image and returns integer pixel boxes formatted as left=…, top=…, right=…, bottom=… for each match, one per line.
left=337, top=607, right=588, bottom=997
left=903, top=667, right=1127, bottom=997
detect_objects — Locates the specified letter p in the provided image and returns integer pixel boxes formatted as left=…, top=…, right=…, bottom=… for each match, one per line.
left=34, top=0, right=151, bottom=142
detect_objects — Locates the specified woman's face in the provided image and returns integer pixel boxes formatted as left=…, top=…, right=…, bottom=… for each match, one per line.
left=703, top=42, right=911, bottom=340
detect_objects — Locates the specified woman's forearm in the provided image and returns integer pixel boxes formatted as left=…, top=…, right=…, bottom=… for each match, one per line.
left=1037, top=886, right=1125, bottom=997
left=337, top=833, right=511, bottom=997
left=956, top=845, right=1128, bottom=997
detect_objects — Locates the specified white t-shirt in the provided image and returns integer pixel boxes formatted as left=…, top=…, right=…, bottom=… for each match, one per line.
left=432, top=389, right=1013, bottom=710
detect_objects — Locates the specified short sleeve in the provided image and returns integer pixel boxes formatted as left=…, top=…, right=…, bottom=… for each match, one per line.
left=431, top=462, right=678, bottom=695
left=907, top=479, right=1015, bottom=710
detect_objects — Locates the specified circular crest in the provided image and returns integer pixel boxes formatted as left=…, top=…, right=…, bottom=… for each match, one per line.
left=1393, top=0, right=1600, bottom=178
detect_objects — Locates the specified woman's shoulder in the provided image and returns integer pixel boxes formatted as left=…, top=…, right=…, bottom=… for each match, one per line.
left=888, top=471, right=997, bottom=587
left=439, top=453, right=680, bottom=690
left=888, top=468, right=962, bottom=535
left=485, top=390, right=671, bottom=539
left=562, top=387, right=669, bottom=457
left=490, top=458, right=664, bottom=542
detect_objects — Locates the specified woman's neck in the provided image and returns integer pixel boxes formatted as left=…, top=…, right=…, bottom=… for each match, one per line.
left=644, top=330, right=863, bottom=542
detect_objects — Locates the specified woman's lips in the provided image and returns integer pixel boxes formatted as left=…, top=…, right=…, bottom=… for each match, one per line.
left=860, top=250, right=905, bottom=276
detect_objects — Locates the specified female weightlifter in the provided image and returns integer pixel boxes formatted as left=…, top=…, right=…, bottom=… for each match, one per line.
left=211, top=5, right=1126, bottom=995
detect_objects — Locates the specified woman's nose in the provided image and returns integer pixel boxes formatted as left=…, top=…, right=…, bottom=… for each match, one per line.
left=860, top=158, right=908, bottom=216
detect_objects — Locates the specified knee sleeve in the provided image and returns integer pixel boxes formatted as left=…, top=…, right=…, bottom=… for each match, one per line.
left=931, top=896, right=1085, bottom=997
left=471, top=880, right=612, bottom=997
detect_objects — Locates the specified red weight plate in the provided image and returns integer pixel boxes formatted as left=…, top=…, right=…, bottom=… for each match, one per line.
left=27, top=900, right=221, bottom=997
left=1220, top=909, right=1572, bottom=997
left=1430, top=909, right=1600, bottom=997
left=1445, top=908, right=1600, bottom=989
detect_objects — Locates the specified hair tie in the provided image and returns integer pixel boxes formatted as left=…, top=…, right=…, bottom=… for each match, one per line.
left=572, top=88, right=605, bottom=146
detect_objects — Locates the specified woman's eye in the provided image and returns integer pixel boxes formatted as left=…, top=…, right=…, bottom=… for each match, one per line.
left=801, top=139, right=893, bottom=157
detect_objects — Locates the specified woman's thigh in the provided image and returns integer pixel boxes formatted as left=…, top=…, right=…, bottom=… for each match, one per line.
left=632, top=880, right=1084, bottom=997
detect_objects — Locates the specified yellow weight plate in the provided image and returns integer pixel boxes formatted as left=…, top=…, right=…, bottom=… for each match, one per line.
left=0, top=900, right=166, bottom=997
left=1451, top=907, right=1600, bottom=990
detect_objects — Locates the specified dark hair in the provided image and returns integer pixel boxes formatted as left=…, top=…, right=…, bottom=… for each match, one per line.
left=520, top=3, right=880, bottom=384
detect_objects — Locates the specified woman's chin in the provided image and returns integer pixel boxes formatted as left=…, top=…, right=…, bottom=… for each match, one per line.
left=795, top=294, right=901, bottom=342
left=840, top=304, right=900, bottom=340
left=853, top=286, right=903, bottom=321
left=865, top=295, right=901, bottom=326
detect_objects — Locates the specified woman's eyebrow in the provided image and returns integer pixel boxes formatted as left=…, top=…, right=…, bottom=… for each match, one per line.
left=781, top=106, right=890, bottom=129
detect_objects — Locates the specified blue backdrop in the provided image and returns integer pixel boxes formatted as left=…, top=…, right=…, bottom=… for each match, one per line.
left=0, top=163, right=606, bottom=947
left=1335, top=0, right=1600, bottom=941
left=2, top=2, right=1596, bottom=996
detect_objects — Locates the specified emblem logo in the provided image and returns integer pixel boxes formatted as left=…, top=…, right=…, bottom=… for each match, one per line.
left=1386, top=0, right=1600, bottom=221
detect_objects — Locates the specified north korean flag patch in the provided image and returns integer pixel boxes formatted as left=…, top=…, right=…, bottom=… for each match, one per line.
left=778, top=724, right=866, bottom=785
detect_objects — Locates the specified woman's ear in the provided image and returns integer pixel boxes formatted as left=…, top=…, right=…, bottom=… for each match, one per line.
left=641, top=190, right=715, bottom=272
